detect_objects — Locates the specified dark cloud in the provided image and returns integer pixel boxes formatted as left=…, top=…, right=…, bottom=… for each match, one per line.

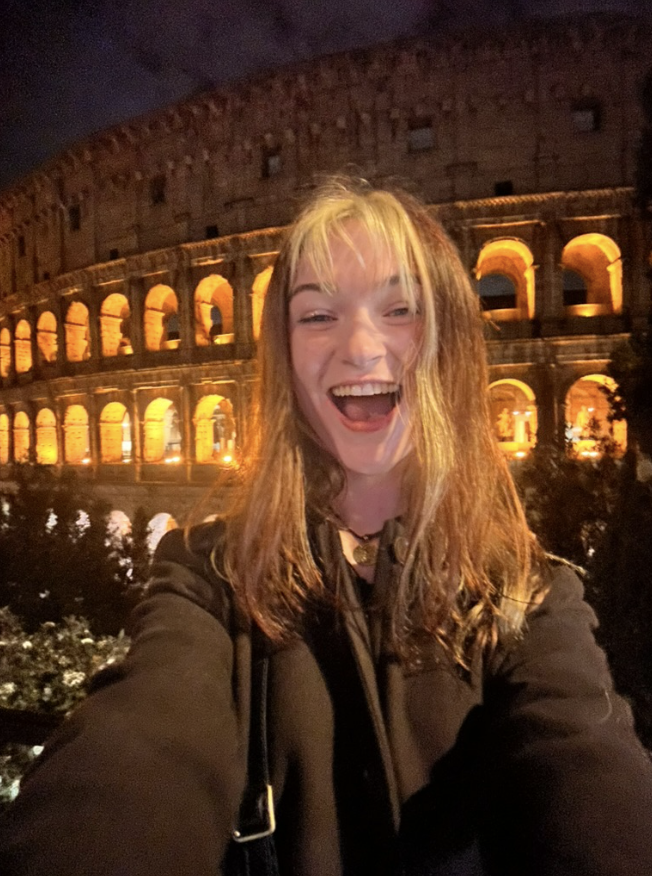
left=0, top=0, right=649, bottom=190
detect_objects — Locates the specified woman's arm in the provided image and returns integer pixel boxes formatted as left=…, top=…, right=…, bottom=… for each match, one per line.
left=482, top=566, right=652, bottom=875
left=0, top=526, right=248, bottom=876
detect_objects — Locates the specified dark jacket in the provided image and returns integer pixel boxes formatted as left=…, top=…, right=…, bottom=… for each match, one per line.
left=1, top=519, right=652, bottom=875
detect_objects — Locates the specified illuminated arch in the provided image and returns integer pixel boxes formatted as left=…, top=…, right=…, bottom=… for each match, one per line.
left=36, top=311, right=58, bottom=364
left=65, top=301, right=91, bottom=362
left=194, top=275, right=234, bottom=346
left=35, top=408, right=58, bottom=464
left=99, top=402, right=132, bottom=463
left=100, top=293, right=132, bottom=357
left=142, top=398, right=182, bottom=463
left=13, top=411, right=31, bottom=462
left=0, top=413, right=9, bottom=464
left=0, top=327, right=11, bottom=377
left=63, top=404, right=90, bottom=464
left=474, top=239, right=535, bottom=320
left=144, top=284, right=179, bottom=351
left=14, top=320, right=33, bottom=374
left=565, top=374, right=626, bottom=457
left=107, top=509, right=131, bottom=544
left=488, top=379, right=538, bottom=458
left=147, top=512, right=178, bottom=553
left=252, top=266, right=273, bottom=340
left=193, top=395, right=237, bottom=464
left=561, top=234, right=622, bottom=316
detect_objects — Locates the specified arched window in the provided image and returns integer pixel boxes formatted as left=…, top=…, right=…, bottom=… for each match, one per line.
left=99, top=402, right=132, bottom=463
left=36, top=311, right=58, bottom=364
left=194, top=275, right=234, bottom=346
left=474, top=239, right=535, bottom=321
left=36, top=408, right=58, bottom=464
left=65, top=302, right=91, bottom=362
left=142, top=399, right=182, bottom=463
left=561, top=234, right=622, bottom=316
left=100, top=293, right=132, bottom=357
left=252, top=265, right=274, bottom=340
left=488, top=380, right=538, bottom=459
left=0, top=413, right=9, bottom=464
left=0, top=327, right=11, bottom=377
left=193, top=395, right=237, bottom=464
left=13, top=411, right=31, bottom=462
left=144, top=284, right=179, bottom=351
left=63, top=404, right=90, bottom=464
left=14, top=320, right=33, bottom=373
left=565, top=374, right=626, bottom=457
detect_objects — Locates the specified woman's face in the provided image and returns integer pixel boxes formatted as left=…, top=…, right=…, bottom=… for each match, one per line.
left=289, top=223, right=420, bottom=478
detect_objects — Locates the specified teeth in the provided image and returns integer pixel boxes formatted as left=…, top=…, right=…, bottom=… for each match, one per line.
left=331, top=382, right=399, bottom=397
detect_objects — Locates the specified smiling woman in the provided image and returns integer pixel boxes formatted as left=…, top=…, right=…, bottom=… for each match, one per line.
left=2, top=177, right=652, bottom=876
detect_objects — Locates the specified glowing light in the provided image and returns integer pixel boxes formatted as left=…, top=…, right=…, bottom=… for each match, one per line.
left=222, top=454, right=233, bottom=464
left=514, top=451, right=527, bottom=458
left=81, top=457, right=91, bottom=465
left=164, top=455, right=181, bottom=464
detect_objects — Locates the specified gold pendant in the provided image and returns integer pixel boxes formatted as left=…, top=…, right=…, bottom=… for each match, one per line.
left=352, top=541, right=378, bottom=566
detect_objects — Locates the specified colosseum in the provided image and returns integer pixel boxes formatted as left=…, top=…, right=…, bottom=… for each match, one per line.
left=0, top=12, right=650, bottom=537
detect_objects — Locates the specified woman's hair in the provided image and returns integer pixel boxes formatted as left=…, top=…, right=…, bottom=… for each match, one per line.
left=218, top=176, right=545, bottom=666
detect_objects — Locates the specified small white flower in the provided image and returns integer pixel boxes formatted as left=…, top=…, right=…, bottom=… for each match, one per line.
left=80, top=638, right=94, bottom=645
left=21, top=640, right=33, bottom=650
left=0, top=681, right=16, bottom=696
left=62, top=670, right=86, bottom=688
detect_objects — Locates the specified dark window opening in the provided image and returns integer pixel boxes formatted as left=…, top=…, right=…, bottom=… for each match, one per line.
left=209, top=305, right=223, bottom=339
left=563, top=269, right=588, bottom=307
left=478, top=274, right=517, bottom=310
left=205, top=224, right=219, bottom=239
left=69, top=204, right=81, bottom=232
left=408, top=119, right=434, bottom=153
left=262, top=149, right=282, bottom=179
left=18, top=235, right=26, bottom=257
left=150, top=174, right=167, bottom=206
left=109, top=248, right=119, bottom=261
left=494, top=180, right=514, bottom=197
left=43, top=272, right=50, bottom=281
left=166, top=313, right=180, bottom=342
left=572, top=102, right=601, bottom=133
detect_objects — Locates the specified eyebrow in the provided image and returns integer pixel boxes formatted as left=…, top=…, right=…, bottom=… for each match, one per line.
left=290, top=274, right=402, bottom=298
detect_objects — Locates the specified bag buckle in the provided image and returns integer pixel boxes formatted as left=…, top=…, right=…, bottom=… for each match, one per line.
left=232, top=784, right=276, bottom=843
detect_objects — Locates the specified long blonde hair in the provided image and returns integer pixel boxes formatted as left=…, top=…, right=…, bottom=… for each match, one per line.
left=218, top=176, right=545, bottom=665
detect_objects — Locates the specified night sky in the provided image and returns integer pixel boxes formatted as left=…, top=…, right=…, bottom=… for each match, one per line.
left=1, top=0, right=649, bottom=191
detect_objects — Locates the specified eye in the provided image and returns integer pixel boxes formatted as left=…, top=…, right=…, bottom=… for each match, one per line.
left=297, top=312, right=336, bottom=325
left=385, top=302, right=418, bottom=320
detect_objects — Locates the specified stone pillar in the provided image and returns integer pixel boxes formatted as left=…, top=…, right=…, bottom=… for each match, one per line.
left=173, top=259, right=194, bottom=355
left=537, top=219, right=563, bottom=322
left=128, top=275, right=146, bottom=355
left=86, top=284, right=101, bottom=362
left=179, top=381, right=193, bottom=479
left=131, top=390, right=142, bottom=481
left=88, top=394, right=100, bottom=469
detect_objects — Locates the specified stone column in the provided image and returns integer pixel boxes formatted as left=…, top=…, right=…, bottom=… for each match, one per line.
left=173, top=257, right=194, bottom=354
left=128, top=275, right=146, bottom=356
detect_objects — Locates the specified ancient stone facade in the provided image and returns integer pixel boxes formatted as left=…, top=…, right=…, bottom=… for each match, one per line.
left=0, top=13, right=650, bottom=529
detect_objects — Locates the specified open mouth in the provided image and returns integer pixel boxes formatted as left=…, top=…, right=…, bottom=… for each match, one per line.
left=329, top=382, right=401, bottom=423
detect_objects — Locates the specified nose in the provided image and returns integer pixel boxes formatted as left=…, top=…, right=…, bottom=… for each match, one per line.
left=339, top=311, right=383, bottom=368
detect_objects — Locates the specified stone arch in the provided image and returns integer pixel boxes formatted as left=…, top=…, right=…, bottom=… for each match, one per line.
left=561, top=234, right=622, bottom=315
left=35, top=408, right=58, bottom=464
left=474, top=239, right=535, bottom=320
left=14, top=320, right=33, bottom=374
left=144, top=284, right=179, bottom=351
left=13, top=410, right=31, bottom=462
left=100, top=293, right=132, bottom=357
left=65, top=301, right=91, bottom=362
left=488, top=379, right=538, bottom=458
left=0, top=327, right=11, bottom=377
left=63, top=404, right=90, bottom=464
left=99, top=401, right=132, bottom=463
left=0, top=412, right=9, bottom=464
left=194, top=275, right=234, bottom=346
left=36, top=311, right=58, bottom=364
left=252, top=266, right=273, bottom=341
left=564, top=374, right=626, bottom=457
left=142, top=398, right=182, bottom=463
left=147, top=512, right=178, bottom=553
left=193, top=394, right=237, bottom=463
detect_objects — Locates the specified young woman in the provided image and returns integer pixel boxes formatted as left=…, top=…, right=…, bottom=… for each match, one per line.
left=2, top=178, right=652, bottom=875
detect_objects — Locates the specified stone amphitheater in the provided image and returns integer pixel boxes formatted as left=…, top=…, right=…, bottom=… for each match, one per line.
left=0, top=12, right=649, bottom=538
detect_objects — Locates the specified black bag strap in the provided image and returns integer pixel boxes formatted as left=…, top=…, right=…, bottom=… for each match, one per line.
left=232, top=649, right=276, bottom=844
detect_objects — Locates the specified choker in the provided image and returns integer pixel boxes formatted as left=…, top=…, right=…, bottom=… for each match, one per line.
left=335, top=521, right=384, bottom=566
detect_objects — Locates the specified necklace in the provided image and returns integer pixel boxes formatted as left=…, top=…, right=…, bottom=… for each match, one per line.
left=337, top=522, right=384, bottom=566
